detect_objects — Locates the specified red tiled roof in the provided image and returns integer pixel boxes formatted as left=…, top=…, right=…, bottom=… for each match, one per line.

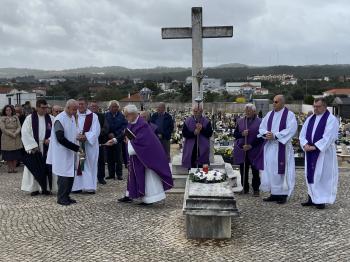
left=0, top=87, right=12, bottom=94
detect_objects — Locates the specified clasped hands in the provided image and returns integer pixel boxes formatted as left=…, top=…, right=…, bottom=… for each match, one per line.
left=194, top=123, right=203, bottom=135
left=76, top=133, right=87, bottom=142
left=265, top=131, right=275, bottom=140
left=303, top=144, right=317, bottom=152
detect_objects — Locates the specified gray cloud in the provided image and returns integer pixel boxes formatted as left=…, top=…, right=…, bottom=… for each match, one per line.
left=0, top=0, right=349, bottom=69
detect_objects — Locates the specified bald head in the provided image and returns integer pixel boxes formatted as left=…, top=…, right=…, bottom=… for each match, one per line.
left=273, top=95, right=285, bottom=112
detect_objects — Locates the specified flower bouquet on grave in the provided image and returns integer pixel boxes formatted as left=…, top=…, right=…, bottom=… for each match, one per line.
left=189, top=168, right=227, bottom=184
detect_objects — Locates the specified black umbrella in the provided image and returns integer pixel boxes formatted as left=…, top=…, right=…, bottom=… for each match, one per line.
left=22, top=151, right=48, bottom=192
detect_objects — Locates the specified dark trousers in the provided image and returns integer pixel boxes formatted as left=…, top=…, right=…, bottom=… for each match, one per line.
left=97, top=146, right=105, bottom=182
left=106, top=143, right=123, bottom=178
left=160, top=138, right=171, bottom=161
left=239, top=157, right=260, bottom=193
left=57, top=176, right=74, bottom=203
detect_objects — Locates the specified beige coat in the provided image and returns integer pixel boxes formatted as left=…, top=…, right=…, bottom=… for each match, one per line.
left=0, top=116, right=23, bottom=151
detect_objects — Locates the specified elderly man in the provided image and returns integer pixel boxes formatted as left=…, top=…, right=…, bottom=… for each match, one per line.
left=299, top=98, right=339, bottom=209
left=47, top=99, right=80, bottom=206
left=89, top=101, right=108, bottom=185
left=109, top=104, right=173, bottom=205
left=104, top=100, right=127, bottom=180
left=150, top=102, right=174, bottom=159
left=71, top=98, right=101, bottom=194
left=182, top=103, right=213, bottom=169
left=51, top=105, right=63, bottom=117
left=233, top=103, right=264, bottom=196
left=21, top=99, right=56, bottom=196
left=259, top=95, right=297, bottom=204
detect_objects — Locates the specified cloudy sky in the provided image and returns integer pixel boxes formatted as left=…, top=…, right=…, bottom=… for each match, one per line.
left=0, top=0, right=349, bottom=70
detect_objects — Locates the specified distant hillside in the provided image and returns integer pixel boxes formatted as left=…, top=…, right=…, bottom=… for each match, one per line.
left=1, top=64, right=350, bottom=81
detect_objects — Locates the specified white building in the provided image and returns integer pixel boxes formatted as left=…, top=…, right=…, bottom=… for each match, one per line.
left=225, top=82, right=262, bottom=94
left=0, top=89, right=37, bottom=109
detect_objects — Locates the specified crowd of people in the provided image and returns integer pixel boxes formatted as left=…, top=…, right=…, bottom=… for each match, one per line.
left=0, top=95, right=343, bottom=209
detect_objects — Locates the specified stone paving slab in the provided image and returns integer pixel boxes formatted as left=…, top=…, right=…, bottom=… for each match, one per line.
left=0, top=164, right=349, bottom=262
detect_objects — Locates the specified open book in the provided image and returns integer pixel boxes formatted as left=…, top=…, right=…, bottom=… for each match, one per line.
left=124, top=128, right=136, bottom=140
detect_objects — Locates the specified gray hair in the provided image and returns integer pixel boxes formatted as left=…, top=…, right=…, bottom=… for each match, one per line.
left=245, top=103, right=256, bottom=111
left=124, top=104, right=138, bottom=114
left=314, top=97, right=327, bottom=106
left=65, top=99, right=77, bottom=109
left=108, top=100, right=120, bottom=107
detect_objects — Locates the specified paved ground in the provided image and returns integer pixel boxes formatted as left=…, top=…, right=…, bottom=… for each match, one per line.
left=0, top=163, right=349, bottom=262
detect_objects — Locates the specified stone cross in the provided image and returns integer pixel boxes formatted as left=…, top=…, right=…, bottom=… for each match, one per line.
left=162, top=7, right=233, bottom=103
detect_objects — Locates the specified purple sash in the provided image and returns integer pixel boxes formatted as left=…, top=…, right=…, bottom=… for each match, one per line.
left=31, top=112, right=52, bottom=156
left=305, top=110, right=330, bottom=184
left=267, top=108, right=289, bottom=175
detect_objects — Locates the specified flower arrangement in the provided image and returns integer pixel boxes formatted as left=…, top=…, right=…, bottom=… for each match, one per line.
left=189, top=169, right=227, bottom=183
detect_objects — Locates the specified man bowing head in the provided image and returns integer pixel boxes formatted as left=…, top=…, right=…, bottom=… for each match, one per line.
left=259, top=95, right=297, bottom=204
left=115, top=105, right=173, bottom=205
left=299, top=98, right=339, bottom=209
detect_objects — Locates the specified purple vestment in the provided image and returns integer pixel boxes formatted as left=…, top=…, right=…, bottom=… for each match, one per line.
left=127, top=117, right=173, bottom=199
left=233, top=116, right=264, bottom=170
left=182, top=116, right=210, bottom=169
left=305, top=110, right=330, bottom=184
left=266, top=108, right=289, bottom=174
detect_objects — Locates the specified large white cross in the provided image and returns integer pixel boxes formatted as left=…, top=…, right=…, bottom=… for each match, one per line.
left=162, top=7, right=233, bottom=103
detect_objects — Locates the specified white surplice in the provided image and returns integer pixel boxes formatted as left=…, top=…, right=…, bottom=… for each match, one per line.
left=46, top=111, right=79, bottom=177
left=259, top=108, right=298, bottom=196
left=299, top=112, right=339, bottom=204
left=21, top=114, right=57, bottom=192
left=72, top=110, right=100, bottom=191
left=127, top=140, right=166, bottom=204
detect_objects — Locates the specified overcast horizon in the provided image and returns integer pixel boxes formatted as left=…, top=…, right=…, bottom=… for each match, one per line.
left=0, top=0, right=349, bottom=70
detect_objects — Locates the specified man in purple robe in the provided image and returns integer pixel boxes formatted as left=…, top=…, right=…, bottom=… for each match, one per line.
left=233, top=103, right=264, bottom=196
left=299, top=97, right=339, bottom=209
left=182, top=103, right=213, bottom=169
left=107, top=105, right=173, bottom=205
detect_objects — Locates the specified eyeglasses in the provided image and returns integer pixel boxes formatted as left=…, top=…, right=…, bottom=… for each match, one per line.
left=273, top=101, right=279, bottom=104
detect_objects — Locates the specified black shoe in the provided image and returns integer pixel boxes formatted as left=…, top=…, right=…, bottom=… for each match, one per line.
left=138, top=202, right=153, bottom=206
left=117, top=176, right=123, bottom=181
left=30, top=191, right=40, bottom=196
left=106, top=176, right=115, bottom=180
left=118, top=196, right=133, bottom=203
left=315, top=204, right=326, bottom=209
left=263, top=195, right=278, bottom=202
left=85, top=191, right=96, bottom=195
left=277, top=196, right=288, bottom=204
left=71, top=190, right=82, bottom=194
left=42, top=190, right=52, bottom=196
left=98, top=180, right=107, bottom=185
left=253, top=191, right=260, bottom=197
left=68, top=198, right=77, bottom=204
left=57, top=200, right=71, bottom=206
left=301, top=196, right=314, bottom=207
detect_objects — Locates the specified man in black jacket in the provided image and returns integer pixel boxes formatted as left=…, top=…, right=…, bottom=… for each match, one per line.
left=90, top=101, right=108, bottom=185
left=150, top=102, right=174, bottom=161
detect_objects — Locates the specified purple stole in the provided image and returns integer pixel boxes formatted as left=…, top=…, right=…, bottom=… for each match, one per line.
left=31, top=112, right=52, bottom=156
left=77, top=113, right=93, bottom=176
left=233, top=116, right=264, bottom=170
left=267, top=108, right=289, bottom=175
left=182, top=116, right=210, bottom=168
left=305, top=111, right=330, bottom=184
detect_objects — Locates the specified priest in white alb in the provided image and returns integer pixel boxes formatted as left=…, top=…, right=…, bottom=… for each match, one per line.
left=72, top=98, right=100, bottom=194
left=21, top=99, right=57, bottom=196
left=299, top=97, right=339, bottom=209
left=259, top=95, right=298, bottom=204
